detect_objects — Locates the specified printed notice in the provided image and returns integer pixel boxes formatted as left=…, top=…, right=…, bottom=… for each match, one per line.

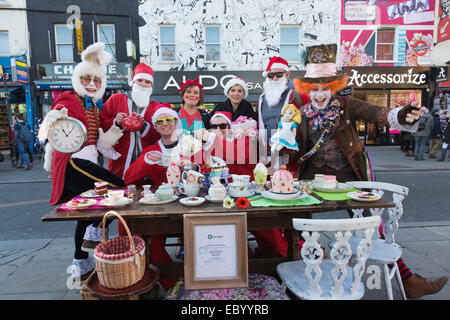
left=194, top=224, right=237, bottom=279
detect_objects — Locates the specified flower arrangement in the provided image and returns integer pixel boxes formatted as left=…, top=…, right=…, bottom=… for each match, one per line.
left=340, top=41, right=373, bottom=67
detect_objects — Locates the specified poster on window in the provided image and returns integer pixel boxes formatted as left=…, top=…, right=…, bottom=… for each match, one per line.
left=438, top=0, right=450, bottom=42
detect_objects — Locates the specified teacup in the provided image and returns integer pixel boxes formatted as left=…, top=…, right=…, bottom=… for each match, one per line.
left=182, top=170, right=204, bottom=185
left=228, top=183, right=248, bottom=198
left=105, top=190, right=125, bottom=202
left=179, top=183, right=201, bottom=197
left=232, top=174, right=250, bottom=185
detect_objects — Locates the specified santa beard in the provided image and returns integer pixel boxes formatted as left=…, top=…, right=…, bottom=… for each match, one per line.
left=131, top=82, right=153, bottom=108
left=263, top=77, right=288, bottom=107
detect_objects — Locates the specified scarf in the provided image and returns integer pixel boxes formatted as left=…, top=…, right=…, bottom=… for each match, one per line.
left=304, top=96, right=341, bottom=131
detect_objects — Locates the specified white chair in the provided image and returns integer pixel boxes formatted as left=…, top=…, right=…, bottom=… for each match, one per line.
left=346, top=181, right=409, bottom=300
left=277, top=216, right=381, bottom=300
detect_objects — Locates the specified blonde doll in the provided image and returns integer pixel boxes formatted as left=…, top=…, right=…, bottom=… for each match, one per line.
left=270, top=104, right=302, bottom=154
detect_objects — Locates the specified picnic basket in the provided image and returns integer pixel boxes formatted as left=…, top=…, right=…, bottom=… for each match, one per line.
left=94, top=211, right=146, bottom=289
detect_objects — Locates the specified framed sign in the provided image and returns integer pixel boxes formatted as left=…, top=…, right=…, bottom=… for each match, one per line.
left=183, top=212, right=248, bottom=290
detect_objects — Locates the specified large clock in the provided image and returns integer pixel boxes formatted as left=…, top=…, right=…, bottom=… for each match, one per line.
left=48, top=117, right=87, bottom=154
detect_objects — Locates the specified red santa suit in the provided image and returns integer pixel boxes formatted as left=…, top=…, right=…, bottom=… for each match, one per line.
left=100, top=93, right=160, bottom=179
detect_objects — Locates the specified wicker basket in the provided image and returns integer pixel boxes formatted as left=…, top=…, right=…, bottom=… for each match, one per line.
left=94, top=211, right=146, bottom=289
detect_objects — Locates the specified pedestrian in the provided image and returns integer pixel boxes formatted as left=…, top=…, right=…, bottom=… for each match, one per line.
left=429, top=106, right=443, bottom=158
left=211, top=77, right=257, bottom=122
left=414, top=109, right=433, bottom=160
left=401, top=131, right=415, bottom=157
left=437, top=111, right=450, bottom=161
left=13, top=114, right=32, bottom=170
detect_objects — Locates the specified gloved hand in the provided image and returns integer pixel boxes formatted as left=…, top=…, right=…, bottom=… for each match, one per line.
left=97, top=125, right=123, bottom=150
left=38, top=107, right=69, bottom=141
left=43, top=143, right=54, bottom=177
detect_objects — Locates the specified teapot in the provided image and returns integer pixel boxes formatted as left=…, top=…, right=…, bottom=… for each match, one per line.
left=208, top=177, right=227, bottom=200
left=122, top=112, right=144, bottom=132
left=155, top=183, right=174, bottom=201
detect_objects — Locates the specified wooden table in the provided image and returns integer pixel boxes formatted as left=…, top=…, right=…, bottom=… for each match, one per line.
left=42, top=193, right=395, bottom=278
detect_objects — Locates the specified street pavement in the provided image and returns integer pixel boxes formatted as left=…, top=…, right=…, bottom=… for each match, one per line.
left=0, top=146, right=449, bottom=300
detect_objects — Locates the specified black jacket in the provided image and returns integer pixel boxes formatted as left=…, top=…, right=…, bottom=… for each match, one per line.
left=211, top=98, right=257, bottom=122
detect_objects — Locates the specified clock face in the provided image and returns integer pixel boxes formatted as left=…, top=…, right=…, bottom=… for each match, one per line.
left=48, top=117, right=87, bottom=154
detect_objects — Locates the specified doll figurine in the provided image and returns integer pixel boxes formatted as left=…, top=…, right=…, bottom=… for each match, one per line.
left=270, top=104, right=302, bottom=154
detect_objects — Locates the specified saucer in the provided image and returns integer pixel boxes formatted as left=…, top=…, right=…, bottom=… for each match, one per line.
left=99, top=197, right=133, bottom=207
left=347, top=191, right=381, bottom=202
left=139, top=195, right=178, bottom=205
left=80, top=190, right=104, bottom=198
left=261, top=190, right=308, bottom=201
left=205, top=195, right=226, bottom=203
left=228, top=190, right=255, bottom=198
left=66, top=199, right=97, bottom=208
left=313, top=182, right=353, bottom=193
left=179, top=197, right=205, bottom=207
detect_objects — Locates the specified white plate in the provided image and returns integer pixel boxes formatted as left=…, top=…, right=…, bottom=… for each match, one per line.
left=205, top=195, right=226, bottom=203
left=261, top=190, right=308, bottom=201
left=313, top=182, right=353, bottom=193
left=179, top=197, right=205, bottom=207
left=66, top=199, right=97, bottom=208
left=80, top=190, right=104, bottom=198
left=99, top=197, right=133, bottom=207
left=139, top=195, right=178, bottom=205
left=347, top=191, right=381, bottom=202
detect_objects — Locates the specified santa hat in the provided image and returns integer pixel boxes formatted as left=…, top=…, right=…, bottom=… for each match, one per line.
left=130, top=63, right=154, bottom=86
left=223, top=77, right=248, bottom=98
left=71, top=42, right=112, bottom=101
left=177, top=78, right=204, bottom=93
left=262, top=56, right=290, bottom=77
left=210, top=111, right=232, bottom=127
left=151, top=103, right=183, bottom=136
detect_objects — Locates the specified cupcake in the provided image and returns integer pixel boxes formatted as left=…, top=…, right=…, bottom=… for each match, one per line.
left=253, top=161, right=268, bottom=184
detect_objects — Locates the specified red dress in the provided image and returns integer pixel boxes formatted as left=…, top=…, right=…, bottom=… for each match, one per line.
left=100, top=93, right=160, bottom=179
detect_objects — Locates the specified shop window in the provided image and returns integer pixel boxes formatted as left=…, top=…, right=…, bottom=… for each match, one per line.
left=160, top=25, right=176, bottom=62
left=280, top=26, right=301, bottom=62
left=54, top=24, right=74, bottom=62
left=205, top=25, right=220, bottom=62
left=375, top=28, right=395, bottom=62
left=0, top=31, right=10, bottom=55
left=97, top=24, right=116, bottom=62
left=390, top=90, right=422, bottom=108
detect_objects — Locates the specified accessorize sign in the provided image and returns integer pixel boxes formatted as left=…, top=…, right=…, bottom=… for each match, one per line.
left=343, top=66, right=429, bottom=89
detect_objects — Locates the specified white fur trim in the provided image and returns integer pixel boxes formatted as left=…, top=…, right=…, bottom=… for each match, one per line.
left=210, top=113, right=232, bottom=126
left=133, top=73, right=154, bottom=84
left=388, top=107, right=420, bottom=133
left=269, top=63, right=289, bottom=72
left=43, top=143, right=54, bottom=173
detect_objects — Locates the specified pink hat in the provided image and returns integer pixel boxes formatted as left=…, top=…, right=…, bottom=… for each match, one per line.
left=262, top=56, right=290, bottom=77
left=132, top=63, right=154, bottom=84
left=210, top=111, right=232, bottom=127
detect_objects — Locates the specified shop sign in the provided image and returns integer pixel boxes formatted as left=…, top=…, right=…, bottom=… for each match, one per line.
left=152, top=71, right=305, bottom=95
left=344, top=0, right=376, bottom=22
left=37, top=63, right=130, bottom=80
left=437, top=0, right=450, bottom=43
left=431, top=66, right=448, bottom=83
left=343, top=67, right=429, bottom=89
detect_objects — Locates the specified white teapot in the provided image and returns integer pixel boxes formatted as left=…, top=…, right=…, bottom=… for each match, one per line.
left=208, top=177, right=227, bottom=201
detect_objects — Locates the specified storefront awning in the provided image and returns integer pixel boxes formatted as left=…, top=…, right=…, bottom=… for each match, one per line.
left=34, top=81, right=129, bottom=90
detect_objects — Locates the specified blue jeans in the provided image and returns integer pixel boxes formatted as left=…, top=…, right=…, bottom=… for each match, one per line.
left=414, top=136, right=427, bottom=159
left=15, top=141, right=30, bottom=166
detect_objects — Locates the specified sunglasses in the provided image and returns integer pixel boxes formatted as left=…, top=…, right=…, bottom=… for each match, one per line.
left=80, top=76, right=102, bottom=85
left=154, top=116, right=176, bottom=126
left=267, top=72, right=285, bottom=79
left=210, top=123, right=229, bottom=130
